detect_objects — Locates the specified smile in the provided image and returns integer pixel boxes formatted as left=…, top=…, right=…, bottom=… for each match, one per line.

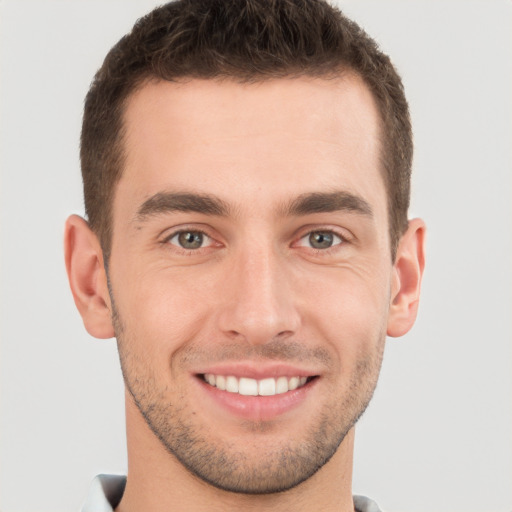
left=202, top=374, right=312, bottom=396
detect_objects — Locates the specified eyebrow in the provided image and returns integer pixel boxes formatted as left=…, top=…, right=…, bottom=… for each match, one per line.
left=284, top=191, right=373, bottom=217
left=135, top=192, right=231, bottom=222
left=134, top=189, right=373, bottom=223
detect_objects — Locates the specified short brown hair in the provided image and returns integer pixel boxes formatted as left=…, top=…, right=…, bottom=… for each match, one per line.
left=81, top=0, right=412, bottom=260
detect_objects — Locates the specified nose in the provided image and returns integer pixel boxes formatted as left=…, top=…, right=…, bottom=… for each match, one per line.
left=217, top=246, right=301, bottom=345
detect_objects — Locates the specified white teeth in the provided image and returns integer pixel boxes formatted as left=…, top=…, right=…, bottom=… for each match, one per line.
left=288, top=376, right=300, bottom=391
left=258, top=377, right=276, bottom=396
left=239, top=377, right=258, bottom=396
left=226, top=375, right=239, bottom=393
left=203, top=374, right=310, bottom=396
left=276, top=376, right=289, bottom=394
left=216, top=375, right=226, bottom=391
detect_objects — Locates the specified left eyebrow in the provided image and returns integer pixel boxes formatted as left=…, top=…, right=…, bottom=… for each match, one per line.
left=134, top=192, right=231, bottom=222
left=283, top=191, right=373, bottom=217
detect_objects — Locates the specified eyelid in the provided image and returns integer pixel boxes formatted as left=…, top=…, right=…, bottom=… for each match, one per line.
left=160, top=223, right=212, bottom=240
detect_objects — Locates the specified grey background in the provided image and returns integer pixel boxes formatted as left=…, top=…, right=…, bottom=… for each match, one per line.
left=1, top=1, right=511, bottom=511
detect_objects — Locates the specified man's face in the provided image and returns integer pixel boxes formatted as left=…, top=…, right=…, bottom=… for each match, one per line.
left=108, top=76, right=396, bottom=493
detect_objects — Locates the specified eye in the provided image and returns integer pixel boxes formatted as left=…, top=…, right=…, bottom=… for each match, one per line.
left=298, top=230, right=344, bottom=250
left=168, top=230, right=212, bottom=250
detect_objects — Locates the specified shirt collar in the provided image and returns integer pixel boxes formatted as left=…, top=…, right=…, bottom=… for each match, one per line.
left=81, top=474, right=382, bottom=512
left=81, top=474, right=126, bottom=512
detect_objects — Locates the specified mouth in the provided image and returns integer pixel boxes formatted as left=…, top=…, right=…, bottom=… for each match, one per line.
left=200, top=373, right=316, bottom=396
left=193, top=364, right=321, bottom=421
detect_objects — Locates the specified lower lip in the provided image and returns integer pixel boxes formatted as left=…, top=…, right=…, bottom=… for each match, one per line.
left=196, top=376, right=317, bottom=422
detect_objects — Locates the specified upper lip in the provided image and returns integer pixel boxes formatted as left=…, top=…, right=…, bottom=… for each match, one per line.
left=193, top=362, right=320, bottom=380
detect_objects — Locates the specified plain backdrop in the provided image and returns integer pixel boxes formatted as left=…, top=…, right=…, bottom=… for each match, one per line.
left=1, top=1, right=511, bottom=511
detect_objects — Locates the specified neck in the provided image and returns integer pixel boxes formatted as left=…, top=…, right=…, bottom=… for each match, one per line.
left=117, top=391, right=356, bottom=512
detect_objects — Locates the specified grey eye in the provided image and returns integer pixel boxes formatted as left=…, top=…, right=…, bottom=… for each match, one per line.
left=301, top=231, right=343, bottom=249
left=308, top=231, right=335, bottom=249
left=172, top=231, right=205, bottom=249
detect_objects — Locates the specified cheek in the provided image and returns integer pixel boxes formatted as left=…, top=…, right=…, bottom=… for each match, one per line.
left=112, top=266, right=219, bottom=355
left=297, top=266, right=390, bottom=356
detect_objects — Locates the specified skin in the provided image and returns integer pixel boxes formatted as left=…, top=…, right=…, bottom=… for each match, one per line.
left=65, top=75, right=425, bottom=512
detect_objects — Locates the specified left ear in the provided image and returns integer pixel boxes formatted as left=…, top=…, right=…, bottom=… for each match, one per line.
left=387, top=218, right=426, bottom=338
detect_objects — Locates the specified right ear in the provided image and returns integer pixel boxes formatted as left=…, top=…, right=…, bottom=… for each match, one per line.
left=64, top=215, right=115, bottom=339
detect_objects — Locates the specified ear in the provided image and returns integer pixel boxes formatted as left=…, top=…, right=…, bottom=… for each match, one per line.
left=387, top=218, right=426, bottom=338
left=64, top=215, right=115, bottom=339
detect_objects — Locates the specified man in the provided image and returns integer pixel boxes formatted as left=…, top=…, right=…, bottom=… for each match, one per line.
left=64, top=0, right=425, bottom=510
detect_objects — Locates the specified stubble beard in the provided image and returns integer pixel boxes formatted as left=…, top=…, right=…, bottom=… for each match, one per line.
left=111, top=300, right=385, bottom=495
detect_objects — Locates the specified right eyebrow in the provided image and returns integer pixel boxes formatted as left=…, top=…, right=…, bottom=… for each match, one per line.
left=283, top=191, right=373, bottom=218
left=134, top=192, right=231, bottom=223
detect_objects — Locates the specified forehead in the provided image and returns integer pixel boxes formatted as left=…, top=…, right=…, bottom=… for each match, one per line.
left=118, top=75, right=385, bottom=219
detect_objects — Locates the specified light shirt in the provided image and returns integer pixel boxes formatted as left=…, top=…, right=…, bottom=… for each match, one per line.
left=81, top=474, right=384, bottom=512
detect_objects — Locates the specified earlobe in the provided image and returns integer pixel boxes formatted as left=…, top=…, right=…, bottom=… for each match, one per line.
left=64, top=215, right=115, bottom=339
left=387, top=218, right=426, bottom=338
